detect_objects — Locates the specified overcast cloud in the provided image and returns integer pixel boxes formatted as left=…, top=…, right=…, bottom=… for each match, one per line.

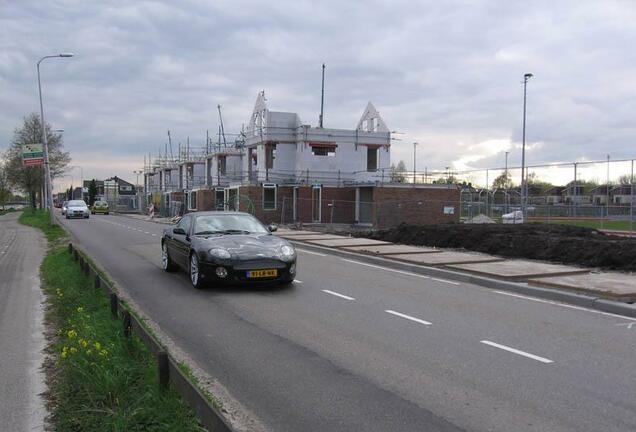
left=2, top=0, right=635, bottom=189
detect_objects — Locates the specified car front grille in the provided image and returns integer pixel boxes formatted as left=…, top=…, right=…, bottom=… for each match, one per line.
left=233, top=259, right=286, bottom=270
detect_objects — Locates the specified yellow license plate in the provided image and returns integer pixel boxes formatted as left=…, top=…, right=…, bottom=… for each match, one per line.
left=247, top=269, right=277, bottom=278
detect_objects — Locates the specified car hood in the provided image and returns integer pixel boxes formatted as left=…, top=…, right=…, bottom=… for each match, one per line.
left=194, top=234, right=291, bottom=259
left=68, top=206, right=88, bottom=210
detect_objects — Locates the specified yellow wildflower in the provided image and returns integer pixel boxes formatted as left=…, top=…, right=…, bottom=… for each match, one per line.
left=99, top=349, right=108, bottom=357
left=67, top=330, right=77, bottom=339
left=69, top=347, right=77, bottom=354
left=76, top=307, right=84, bottom=313
left=80, top=339, right=88, bottom=348
left=94, top=342, right=101, bottom=350
left=61, top=351, right=67, bottom=359
left=86, top=350, right=92, bottom=356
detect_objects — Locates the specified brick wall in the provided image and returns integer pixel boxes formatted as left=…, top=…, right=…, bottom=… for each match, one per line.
left=373, top=186, right=460, bottom=227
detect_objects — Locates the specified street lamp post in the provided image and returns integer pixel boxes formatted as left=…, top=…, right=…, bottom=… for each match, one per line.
left=37, top=53, right=74, bottom=224
left=504, top=151, right=509, bottom=189
left=413, top=142, right=418, bottom=184
left=520, top=72, right=533, bottom=219
left=133, top=170, right=143, bottom=211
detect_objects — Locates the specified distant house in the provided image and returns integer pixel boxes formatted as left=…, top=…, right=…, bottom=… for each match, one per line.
left=104, top=176, right=136, bottom=196
left=611, top=185, right=634, bottom=205
left=545, top=186, right=565, bottom=205
left=590, top=185, right=612, bottom=205
left=562, top=182, right=589, bottom=205
left=82, top=179, right=105, bottom=196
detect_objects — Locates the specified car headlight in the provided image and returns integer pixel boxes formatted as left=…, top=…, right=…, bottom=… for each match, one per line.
left=209, top=247, right=231, bottom=259
left=279, top=245, right=296, bottom=261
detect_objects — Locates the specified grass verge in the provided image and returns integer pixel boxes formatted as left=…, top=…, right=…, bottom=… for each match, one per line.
left=22, top=211, right=203, bottom=431
left=19, top=209, right=66, bottom=242
left=546, top=219, right=635, bottom=231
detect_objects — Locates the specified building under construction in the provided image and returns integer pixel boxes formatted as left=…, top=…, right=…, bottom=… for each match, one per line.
left=142, top=92, right=459, bottom=228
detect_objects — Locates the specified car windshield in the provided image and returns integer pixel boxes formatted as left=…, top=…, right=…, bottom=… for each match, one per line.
left=194, top=214, right=269, bottom=235
left=68, top=200, right=86, bottom=206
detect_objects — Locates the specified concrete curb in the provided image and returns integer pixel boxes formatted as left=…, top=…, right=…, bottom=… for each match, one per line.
left=290, top=240, right=636, bottom=319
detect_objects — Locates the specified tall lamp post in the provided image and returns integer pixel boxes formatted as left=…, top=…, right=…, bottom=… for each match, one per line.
left=38, top=53, right=74, bottom=224
left=520, top=72, right=533, bottom=218
left=133, top=170, right=143, bottom=211
left=413, top=142, right=418, bottom=184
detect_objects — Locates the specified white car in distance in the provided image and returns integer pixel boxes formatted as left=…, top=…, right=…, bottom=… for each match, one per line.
left=65, top=200, right=90, bottom=219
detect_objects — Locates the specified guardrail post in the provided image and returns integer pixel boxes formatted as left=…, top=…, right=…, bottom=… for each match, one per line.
left=94, top=274, right=101, bottom=289
left=157, top=351, right=169, bottom=391
left=110, top=293, right=118, bottom=318
left=123, top=310, right=131, bottom=338
left=68, top=243, right=73, bottom=254
left=73, top=249, right=78, bottom=261
left=83, top=262, right=90, bottom=277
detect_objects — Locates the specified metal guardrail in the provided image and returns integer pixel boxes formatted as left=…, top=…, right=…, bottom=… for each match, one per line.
left=67, top=243, right=233, bottom=432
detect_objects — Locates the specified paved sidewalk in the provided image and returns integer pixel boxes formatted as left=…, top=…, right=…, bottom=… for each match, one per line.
left=0, top=212, right=47, bottom=431
left=278, top=227, right=636, bottom=302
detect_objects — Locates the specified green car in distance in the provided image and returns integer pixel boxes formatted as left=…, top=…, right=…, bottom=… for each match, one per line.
left=91, top=200, right=110, bottom=215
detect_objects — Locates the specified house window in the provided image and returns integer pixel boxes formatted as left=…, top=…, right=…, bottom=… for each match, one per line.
left=312, top=146, right=336, bottom=156
left=188, top=191, right=197, bottom=211
left=367, top=147, right=378, bottom=171
left=120, top=185, right=132, bottom=192
left=263, top=183, right=277, bottom=210
left=218, top=156, right=227, bottom=175
left=266, top=144, right=276, bottom=169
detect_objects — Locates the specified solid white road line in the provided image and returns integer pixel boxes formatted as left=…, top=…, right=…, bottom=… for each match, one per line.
left=322, top=290, right=355, bottom=301
left=342, top=258, right=461, bottom=286
left=480, top=340, right=554, bottom=364
left=296, top=249, right=327, bottom=257
left=293, top=279, right=303, bottom=283
left=493, top=290, right=636, bottom=322
left=385, top=310, right=432, bottom=325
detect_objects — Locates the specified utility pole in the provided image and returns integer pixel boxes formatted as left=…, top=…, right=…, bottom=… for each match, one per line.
left=319, top=63, right=325, bottom=128
left=521, top=73, right=533, bottom=220
left=413, top=142, right=418, bottom=184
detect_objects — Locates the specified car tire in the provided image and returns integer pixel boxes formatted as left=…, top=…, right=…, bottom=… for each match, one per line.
left=105, top=212, right=109, bottom=215
left=65, top=215, right=69, bottom=219
left=85, top=215, right=89, bottom=219
left=189, top=253, right=205, bottom=289
left=161, top=243, right=178, bottom=272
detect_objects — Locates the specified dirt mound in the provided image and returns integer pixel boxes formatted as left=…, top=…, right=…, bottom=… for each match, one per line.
left=361, top=223, right=636, bottom=271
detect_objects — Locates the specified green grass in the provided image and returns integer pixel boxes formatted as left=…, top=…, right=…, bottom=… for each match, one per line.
left=19, top=209, right=66, bottom=242
left=19, top=211, right=204, bottom=431
left=545, top=219, right=635, bottom=231
left=42, top=248, right=202, bottom=431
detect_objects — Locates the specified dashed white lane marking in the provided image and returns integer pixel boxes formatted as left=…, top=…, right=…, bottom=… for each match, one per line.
left=385, top=310, right=432, bottom=326
left=296, top=249, right=327, bottom=257
left=293, top=279, right=303, bottom=284
left=480, top=340, right=554, bottom=364
left=342, top=258, right=460, bottom=285
left=322, top=290, right=355, bottom=301
left=144, top=232, right=149, bottom=234
left=431, top=277, right=460, bottom=285
left=493, top=291, right=636, bottom=322
left=152, top=234, right=157, bottom=237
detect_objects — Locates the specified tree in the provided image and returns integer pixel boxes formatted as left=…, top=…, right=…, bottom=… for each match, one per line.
left=618, top=174, right=633, bottom=185
left=2, top=113, right=70, bottom=209
left=491, top=171, right=512, bottom=189
left=0, top=162, right=11, bottom=210
left=88, top=179, right=97, bottom=206
left=389, top=160, right=407, bottom=183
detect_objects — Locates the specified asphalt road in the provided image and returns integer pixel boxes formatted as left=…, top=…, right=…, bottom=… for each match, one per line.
left=58, top=213, right=636, bottom=432
left=0, top=212, right=47, bottom=431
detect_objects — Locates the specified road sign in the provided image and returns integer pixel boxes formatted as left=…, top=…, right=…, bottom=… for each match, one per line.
left=22, top=143, right=44, bottom=166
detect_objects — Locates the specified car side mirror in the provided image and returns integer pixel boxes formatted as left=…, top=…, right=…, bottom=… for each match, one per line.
left=173, top=227, right=186, bottom=235
left=268, top=224, right=278, bottom=232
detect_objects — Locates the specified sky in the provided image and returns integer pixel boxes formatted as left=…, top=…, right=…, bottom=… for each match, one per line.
left=1, top=0, right=636, bottom=191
